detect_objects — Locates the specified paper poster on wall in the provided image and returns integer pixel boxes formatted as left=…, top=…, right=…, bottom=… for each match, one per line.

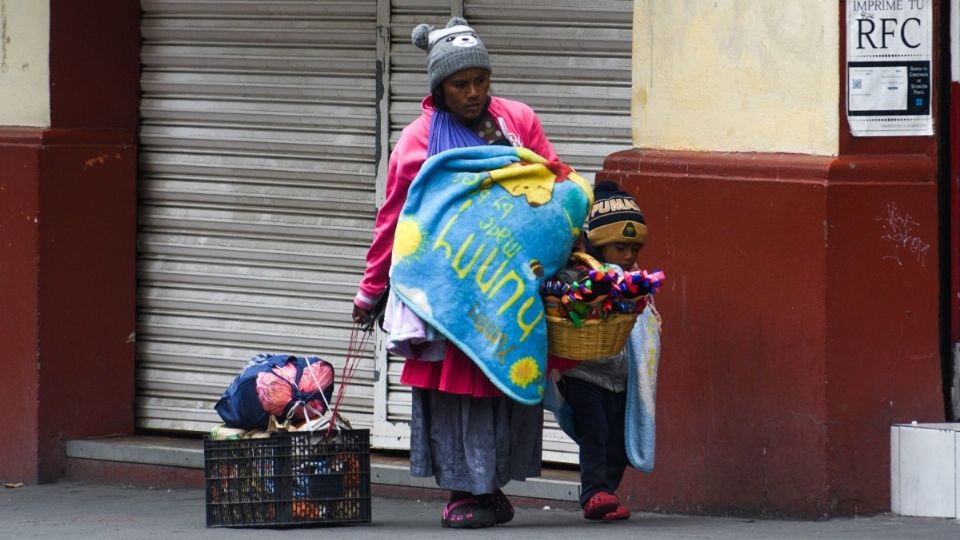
left=846, top=0, right=933, bottom=137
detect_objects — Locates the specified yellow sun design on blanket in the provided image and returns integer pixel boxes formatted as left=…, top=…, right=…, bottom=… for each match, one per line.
left=393, top=219, right=423, bottom=263
left=509, top=356, right=541, bottom=389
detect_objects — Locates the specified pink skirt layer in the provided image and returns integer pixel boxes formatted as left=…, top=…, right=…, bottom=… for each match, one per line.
left=400, top=346, right=581, bottom=398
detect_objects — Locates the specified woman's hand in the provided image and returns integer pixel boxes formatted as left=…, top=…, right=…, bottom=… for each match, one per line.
left=352, top=304, right=372, bottom=324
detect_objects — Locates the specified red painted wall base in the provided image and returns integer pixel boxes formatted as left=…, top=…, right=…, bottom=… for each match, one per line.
left=0, top=0, right=139, bottom=484
left=0, top=129, right=137, bottom=483
left=600, top=149, right=943, bottom=518
left=0, top=132, right=42, bottom=483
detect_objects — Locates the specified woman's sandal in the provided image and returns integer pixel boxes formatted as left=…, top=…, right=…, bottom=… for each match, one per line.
left=441, top=497, right=498, bottom=529
left=478, top=489, right=515, bottom=525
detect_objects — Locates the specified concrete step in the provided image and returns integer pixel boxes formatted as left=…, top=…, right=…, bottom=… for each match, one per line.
left=66, top=435, right=580, bottom=502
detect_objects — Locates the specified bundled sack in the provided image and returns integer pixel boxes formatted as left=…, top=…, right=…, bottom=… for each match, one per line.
left=215, top=353, right=335, bottom=430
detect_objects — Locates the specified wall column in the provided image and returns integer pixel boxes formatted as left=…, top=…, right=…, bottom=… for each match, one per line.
left=599, top=0, right=944, bottom=517
left=0, top=0, right=140, bottom=482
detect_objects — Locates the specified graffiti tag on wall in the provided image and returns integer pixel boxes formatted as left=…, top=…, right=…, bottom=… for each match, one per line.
left=876, top=202, right=930, bottom=267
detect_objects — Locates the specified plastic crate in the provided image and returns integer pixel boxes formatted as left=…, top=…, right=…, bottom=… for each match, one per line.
left=204, top=429, right=371, bottom=527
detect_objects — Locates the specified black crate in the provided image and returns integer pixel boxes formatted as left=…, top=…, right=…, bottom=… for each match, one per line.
left=204, top=429, right=371, bottom=528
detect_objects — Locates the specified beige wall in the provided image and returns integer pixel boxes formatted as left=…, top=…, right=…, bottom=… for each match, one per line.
left=632, top=0, right=838, bottom=156
left=0, top=0, right=50, bottom=127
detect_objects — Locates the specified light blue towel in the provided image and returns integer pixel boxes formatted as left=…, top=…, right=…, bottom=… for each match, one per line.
left=389, top=145, right=593, bottom=404
left=624, top=303, right=661, bottom=472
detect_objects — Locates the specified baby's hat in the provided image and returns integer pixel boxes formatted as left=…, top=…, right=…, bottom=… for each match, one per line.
left=587, top=181, right=647, bottom=247
left=411, top=17, right=491, bottom=92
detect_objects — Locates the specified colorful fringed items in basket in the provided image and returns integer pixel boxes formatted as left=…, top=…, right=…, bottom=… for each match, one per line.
left=542, top=252, right=664, bottom=360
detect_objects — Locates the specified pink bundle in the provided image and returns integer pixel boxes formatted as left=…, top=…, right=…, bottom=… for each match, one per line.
left=255, top=358, right=334, bottom=420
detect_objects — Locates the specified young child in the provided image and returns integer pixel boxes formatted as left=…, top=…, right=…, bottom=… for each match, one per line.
left=559, top=180, right=648, bottom=521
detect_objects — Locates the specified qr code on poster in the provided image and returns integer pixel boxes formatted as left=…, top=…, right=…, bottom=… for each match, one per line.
left=852, top=79, right=862, bottom=90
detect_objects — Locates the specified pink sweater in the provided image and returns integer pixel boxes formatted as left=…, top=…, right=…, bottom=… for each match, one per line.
left=354, top=95, right=558, bottom=309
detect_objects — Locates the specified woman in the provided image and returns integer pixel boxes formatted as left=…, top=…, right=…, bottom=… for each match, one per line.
left=351, top=17, right=558, bottom=529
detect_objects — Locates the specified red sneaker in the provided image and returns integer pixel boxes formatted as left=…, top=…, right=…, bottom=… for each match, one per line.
left=602, top=504, right=631, bottom=521
left=582, top=491, right=620, bottom=520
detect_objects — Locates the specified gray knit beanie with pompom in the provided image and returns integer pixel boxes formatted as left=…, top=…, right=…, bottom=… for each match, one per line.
left=411, top=16, right=491, bottom=92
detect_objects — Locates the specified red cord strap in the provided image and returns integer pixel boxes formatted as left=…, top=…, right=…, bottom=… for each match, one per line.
left=327, top=322, right=372, bottom=437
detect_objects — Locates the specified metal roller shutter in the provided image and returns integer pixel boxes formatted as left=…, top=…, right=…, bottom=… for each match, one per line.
left=467, top=0, right=633, bottom=179
left=375, top=0, right=633, bottom=463
left=369, top=0, right=452, bottom=450
left=136, top=0, right=380, bottom=432
left=137, top=0, right=630, bottom=464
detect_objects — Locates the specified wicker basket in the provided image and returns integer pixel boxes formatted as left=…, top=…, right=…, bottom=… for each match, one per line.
left=544, top=251, right=638, bottom=360
left=546, top=313, right=636, bottom=360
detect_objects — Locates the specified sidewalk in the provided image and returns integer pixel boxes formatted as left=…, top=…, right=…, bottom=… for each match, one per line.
left=2, top=481, right=958, bottom=540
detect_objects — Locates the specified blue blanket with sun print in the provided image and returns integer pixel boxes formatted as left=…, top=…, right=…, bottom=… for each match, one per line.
left=389, top=145, right=593, bottom=404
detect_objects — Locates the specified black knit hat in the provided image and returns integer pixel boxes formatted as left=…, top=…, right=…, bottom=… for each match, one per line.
left=586, top=181, right=647, bottom=247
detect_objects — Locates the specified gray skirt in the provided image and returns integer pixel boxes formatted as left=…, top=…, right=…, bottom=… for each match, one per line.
left=409, top=387, right=544, bottom=494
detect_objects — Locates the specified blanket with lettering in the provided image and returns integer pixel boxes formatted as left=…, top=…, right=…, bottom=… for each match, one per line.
left=390, top=145, right=593, bottom=404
